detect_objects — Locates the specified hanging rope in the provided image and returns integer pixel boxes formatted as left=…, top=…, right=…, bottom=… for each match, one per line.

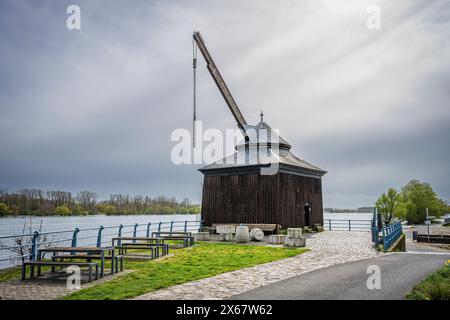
left=192, top=40, right=198, bottom=148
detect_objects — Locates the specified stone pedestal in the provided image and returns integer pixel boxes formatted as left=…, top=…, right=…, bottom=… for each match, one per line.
left=285, top=236, right=306, bottom=247
left=216, top=225, right=236, bottom=234
left=216, top=225, right=236, bottom=242
left=268, top=235, right=286, bottom=244
left=287, top=228, right=302, bottom=238
left=196, top=232, right=210, bottom=241
left=221, top=233, right=233, bottom=241
left=285, top=227, right=306, bottom=247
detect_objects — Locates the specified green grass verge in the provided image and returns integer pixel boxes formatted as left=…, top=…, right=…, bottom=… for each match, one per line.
left=0, top=266, right=22, bottom=282
left=64, top=242, right=307, bottom=300
left=407, top=261, right=450, bottom=300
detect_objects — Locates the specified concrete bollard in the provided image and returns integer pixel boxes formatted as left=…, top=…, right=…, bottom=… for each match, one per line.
left=287, top=228, right=302, bottom=238
left=268, top=235, right=286, bottom=245
left=249, top=228, right=264, bottom=241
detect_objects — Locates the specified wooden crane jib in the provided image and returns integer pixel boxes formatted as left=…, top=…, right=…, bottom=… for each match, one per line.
left=193, top=31, right=248, bottom=139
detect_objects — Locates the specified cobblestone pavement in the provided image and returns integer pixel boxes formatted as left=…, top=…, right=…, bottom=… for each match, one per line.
left=134, top=231, right=380, bottom=300
left=0, top=270, right=132, bottom=300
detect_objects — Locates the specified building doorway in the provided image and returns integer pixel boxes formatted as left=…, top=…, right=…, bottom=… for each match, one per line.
left=304, top=203, right=311, bottom=227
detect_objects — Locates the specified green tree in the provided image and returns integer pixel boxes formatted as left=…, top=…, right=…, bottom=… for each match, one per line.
left=375, top=188, right=402, bottom=224
left=72, top=203, right=83, bottom=215
left=54, top=205, right=70, bottom=216
left=0, top=202, right=11, bottom=216
left=102, top=205, right=117, bottom=215
left=401, top=180, right=447, bottom=224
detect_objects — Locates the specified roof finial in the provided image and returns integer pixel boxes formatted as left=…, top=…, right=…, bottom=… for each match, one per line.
left=260, top=110, right=264, bottom=123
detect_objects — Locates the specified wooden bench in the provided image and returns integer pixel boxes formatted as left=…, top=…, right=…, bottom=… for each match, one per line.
left=211, top=223, right=280, bottom=234
left=52, top=254, right=124, bottom=273
left=22, top=261, right=99, bottom=282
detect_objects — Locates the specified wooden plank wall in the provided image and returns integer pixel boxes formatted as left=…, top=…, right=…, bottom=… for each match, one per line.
left=201, top=172, right=323, bottom=228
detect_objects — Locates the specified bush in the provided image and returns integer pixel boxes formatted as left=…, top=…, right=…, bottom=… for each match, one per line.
left=54, top=205, right=70, bottom=216
left=407, top=263, right=450, bottom=300
left=0, top=202, right=11, bottom=216
left=102, top=205, right=116, bottom=215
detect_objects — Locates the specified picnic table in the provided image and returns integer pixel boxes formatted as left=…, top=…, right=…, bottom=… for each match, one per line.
left=151, top=232, right=194, bottom=247
left=112, top=237, right=168, bottom=258
left=38, top=246, right=114, bottom=278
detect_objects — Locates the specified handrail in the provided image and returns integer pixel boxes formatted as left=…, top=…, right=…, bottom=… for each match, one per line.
left=0, top=218, right=203, bottom=269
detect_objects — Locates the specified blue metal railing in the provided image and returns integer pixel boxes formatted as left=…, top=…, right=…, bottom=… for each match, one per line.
left=382, top=221, right=402, bottom=251
left=0, top=219, right=203, bottom=268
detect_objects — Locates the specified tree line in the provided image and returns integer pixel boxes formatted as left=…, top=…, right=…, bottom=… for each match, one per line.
left=0, top=189, right=200, bottom=216
left=375, top=179, right=448, bottom=225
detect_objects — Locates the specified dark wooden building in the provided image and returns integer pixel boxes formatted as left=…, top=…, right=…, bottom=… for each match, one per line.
left=199, top=119, right=326, bottom=229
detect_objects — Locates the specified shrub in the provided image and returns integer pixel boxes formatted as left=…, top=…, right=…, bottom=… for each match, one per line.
left=102, top=205, right=116, bottom=215
left=407, top=263, right=450, bottom=300
left=0, top=202, right=11, bottom=216
left=54, top=205, right=70, bottom=216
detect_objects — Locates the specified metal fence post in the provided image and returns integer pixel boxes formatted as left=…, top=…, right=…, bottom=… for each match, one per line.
left=328, top=219, right=332, bottom=231
left=118, top=224, right=123, bottom=246
left=158, top=222, right=162, bottom=233
left=146, top=222, right=152, bottom=237
left=30, top=231, right=40, bottom=261
left=170, top=221, right=174, bottom=233
left=199, top=220, right=204, bottom=232
left=184, top=220, right=188, bottom=232
left=348, top=220, right=351, bottom=231
left=97, top=226, right=104, bottom=247
left=71, top=227, right=80, bottom=248
left=133, top=223, right=138, bottom=243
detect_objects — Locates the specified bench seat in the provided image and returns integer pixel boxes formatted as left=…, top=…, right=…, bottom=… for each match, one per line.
left=22, top=261, right=99, bottom=282
left=51, top=254, right=124, bottom=272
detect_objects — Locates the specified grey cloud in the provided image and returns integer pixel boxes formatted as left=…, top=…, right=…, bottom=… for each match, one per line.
left=0, top=0, right=449, bottom=207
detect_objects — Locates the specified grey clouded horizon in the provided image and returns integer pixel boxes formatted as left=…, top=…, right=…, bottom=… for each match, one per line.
left=0, top=0, right=449, bottom=207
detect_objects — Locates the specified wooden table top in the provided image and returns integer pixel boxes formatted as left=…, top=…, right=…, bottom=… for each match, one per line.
left=38, top=246, right=112, bottom=252
left=112, top=237, right=160, bottom=241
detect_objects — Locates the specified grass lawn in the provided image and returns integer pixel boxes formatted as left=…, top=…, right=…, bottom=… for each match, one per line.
left=407, top=261, right=450, bottom=300
left=0, top=266, right=22, bottom=282
left=64, top=242, right=307, bottom=300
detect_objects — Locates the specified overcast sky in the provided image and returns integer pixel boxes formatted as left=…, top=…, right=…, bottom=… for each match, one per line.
left=0, top=0, right=449, bottom=207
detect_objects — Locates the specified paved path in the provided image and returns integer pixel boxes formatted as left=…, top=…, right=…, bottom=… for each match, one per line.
left=0, top=270, right=132, bottom=300
left=134, top=231, right=380, bottom=300
left=232, top=252, right=450, bottom=300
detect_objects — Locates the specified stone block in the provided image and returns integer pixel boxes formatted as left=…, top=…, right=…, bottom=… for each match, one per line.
left=285, top=236, right=306, bottom=247
left=195, top=232, right=210, bottom=241
left=287, top=228, right=302, bottom=238
left=216, top=225, right=236, bottom=234
left=268, top=235, right=286, bottom=244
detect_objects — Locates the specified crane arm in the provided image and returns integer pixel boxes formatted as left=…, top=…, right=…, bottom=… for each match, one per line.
left=193, top=31, right=248, bottom=135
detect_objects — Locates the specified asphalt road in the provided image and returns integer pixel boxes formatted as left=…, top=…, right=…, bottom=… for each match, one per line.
left=231, top=252, right=450, bottom=300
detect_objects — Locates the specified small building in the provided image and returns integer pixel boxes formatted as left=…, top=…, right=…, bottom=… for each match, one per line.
left=199, top=117, right=326, bottom=229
